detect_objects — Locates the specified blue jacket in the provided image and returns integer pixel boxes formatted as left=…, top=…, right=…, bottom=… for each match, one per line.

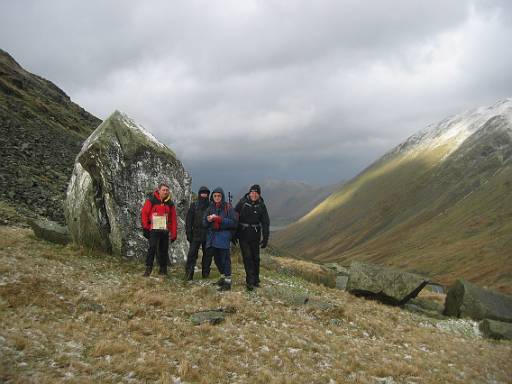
left=203, top=187, right=238, bottom=249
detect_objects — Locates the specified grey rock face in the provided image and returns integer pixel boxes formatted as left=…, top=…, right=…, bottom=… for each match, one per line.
left=335, top=275, right=348, bottom=290
left=324, top=263, right=350, bottom=276
left=29, top=218, right=70, bottom=245
left=479, top=319, right=512, bottom=340
left=444, top=279, right=512, bottom=322
left=64, top=111, right=192, bottom=262
left=346, top=262, right=430, bottom=305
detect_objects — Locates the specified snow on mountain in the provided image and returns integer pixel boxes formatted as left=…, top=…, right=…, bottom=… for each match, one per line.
left=388, top=98, right=512, bottom=159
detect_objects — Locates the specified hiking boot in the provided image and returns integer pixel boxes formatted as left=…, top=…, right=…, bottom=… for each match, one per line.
left=158, top=265, right=168, bottom=276
left=246, top=284, right=254, bottom=291
left=143, top=266, right=152, bottom=277
left=218, top=282, right=231, bottom=291
left=216, top=277, right=225, bottom=286
left=185, top=269, right=194, bottom=281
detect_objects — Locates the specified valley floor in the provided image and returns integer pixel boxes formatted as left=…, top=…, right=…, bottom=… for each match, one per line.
left=0, top=226, right=511, bottom=383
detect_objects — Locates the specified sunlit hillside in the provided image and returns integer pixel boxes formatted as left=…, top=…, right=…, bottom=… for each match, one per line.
left=274, top=100, right=512, bottom=294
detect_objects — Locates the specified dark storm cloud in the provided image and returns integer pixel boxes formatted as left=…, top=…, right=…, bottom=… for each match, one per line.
left=1, top=1, right=511, bottom=193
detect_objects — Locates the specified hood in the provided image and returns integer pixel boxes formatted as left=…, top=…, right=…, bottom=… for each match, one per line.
left=210, top=187, right=226, bottom=203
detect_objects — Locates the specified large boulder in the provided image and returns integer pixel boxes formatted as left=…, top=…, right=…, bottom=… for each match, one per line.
left=64, top=111, right=191, bottom=262
left=346, top=262, right=430, bottom=305
left=444, top=279, right=512, bottom=322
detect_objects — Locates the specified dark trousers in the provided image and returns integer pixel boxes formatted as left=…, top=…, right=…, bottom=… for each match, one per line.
left=240, top=240, right=260, bottom=286
left=146, top=231, right=169, bottom=267
left=185, top=241, right=207, bottom=278
left=206, top=247, right=231, bottom=277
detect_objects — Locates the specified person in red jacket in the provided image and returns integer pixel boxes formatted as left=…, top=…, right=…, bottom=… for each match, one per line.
left=141, top=183, right=177, bottom=276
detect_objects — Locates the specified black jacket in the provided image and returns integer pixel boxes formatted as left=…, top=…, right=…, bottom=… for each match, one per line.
left=185, top=198, right=209, bottom=242
left=235, top=194, right=270, bottom=243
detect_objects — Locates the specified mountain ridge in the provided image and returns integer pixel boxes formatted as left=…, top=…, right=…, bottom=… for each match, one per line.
left=274, top=98, right=512, bottom=294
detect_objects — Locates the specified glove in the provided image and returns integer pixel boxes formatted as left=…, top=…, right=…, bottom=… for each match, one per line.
left=143, top=229, right=150, bottom=239
left=260, top=238, right=268, bottom=249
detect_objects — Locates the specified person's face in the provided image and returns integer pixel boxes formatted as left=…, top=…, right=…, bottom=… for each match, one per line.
left=249, top=191, right=259, bottom=201
left=159, top=186, right=170, bottom=199
left=199, top=192, right=208, bottom=199
left=213, top=193, right=222, bottom=203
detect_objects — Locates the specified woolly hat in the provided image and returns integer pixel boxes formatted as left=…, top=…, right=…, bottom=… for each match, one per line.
left=249, top=184, right=261, bottom=195
left=198, top=186, right=210, bottom=196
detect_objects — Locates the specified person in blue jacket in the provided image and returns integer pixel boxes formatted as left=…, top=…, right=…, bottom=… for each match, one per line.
left=203, top=187, right=238, bottom=291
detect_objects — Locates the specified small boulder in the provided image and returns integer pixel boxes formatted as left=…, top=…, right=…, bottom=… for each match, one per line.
left=346, top=261, right=429, bottom=305
left=191, top=310, right=226, bottom=325
left=479, top=319, right=512, bottom=340
left=444, top=279, right=512, bottom=322
left=30, top=218, right=70, bottom=245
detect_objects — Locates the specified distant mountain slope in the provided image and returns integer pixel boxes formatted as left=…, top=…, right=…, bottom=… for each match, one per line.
left=273, top=99, right=512, bottom=293
left=0, top=49, right=101, bottom=223
left=236, top=179, right=340, bottom=227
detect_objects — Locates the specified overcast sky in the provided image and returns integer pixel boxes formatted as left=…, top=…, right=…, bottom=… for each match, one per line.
left=1, top=1, right=511, bottom=194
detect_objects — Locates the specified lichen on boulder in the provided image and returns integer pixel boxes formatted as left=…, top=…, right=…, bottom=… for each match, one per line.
left=64, top=111, right=191, bottom=262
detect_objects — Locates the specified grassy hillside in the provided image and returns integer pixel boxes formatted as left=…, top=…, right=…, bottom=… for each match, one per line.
left=0, top=49, right=101, bottom=224
left=1, top=226, right=511, bottom=383
left=274, top=110, right=512, bottom=294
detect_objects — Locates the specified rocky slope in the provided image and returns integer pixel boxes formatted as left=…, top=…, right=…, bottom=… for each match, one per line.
left=0, top=48, right=101, bottom=224
left=1, top=226, right=511, bottom=383
left=273, top=99, right=512, bottom=293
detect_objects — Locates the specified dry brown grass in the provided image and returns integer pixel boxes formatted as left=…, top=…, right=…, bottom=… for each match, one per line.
left=0, top=226, right=511, bottom=383
left=264, top=254, right=337, bottom=288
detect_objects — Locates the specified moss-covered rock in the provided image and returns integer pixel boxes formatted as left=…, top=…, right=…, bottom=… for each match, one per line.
left=346, top=261, right=430, bottom=305
left=64, top=111, right=191, bottom=262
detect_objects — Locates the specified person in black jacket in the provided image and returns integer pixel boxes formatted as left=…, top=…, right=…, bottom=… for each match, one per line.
left=184, top=186, right=211, bottom=280
left=235, top=184, right=270, bottom=291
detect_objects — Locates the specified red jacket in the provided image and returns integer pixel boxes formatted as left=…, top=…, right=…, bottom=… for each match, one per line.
left=141, top=191, right=177, bottom=240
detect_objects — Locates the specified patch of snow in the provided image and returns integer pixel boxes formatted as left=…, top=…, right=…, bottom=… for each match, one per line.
left=374, top=377, right=396, bottom=384
left=386, top=98, right=512, bottom=159
left=436, top=318, right=482, bottom=338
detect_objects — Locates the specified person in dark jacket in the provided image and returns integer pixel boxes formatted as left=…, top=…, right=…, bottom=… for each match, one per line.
left=184, top=186, right=212, bottom=280
left=235, top=184, right=270, bottom=291
left=203, top=187, right=238, bottom=291
left=140, top=183, right=177, bottom=277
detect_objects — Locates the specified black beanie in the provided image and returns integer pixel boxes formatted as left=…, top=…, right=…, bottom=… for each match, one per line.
left=249, top=184, right=261, bottom=195
left=198, top=186, right=210, bottom=196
